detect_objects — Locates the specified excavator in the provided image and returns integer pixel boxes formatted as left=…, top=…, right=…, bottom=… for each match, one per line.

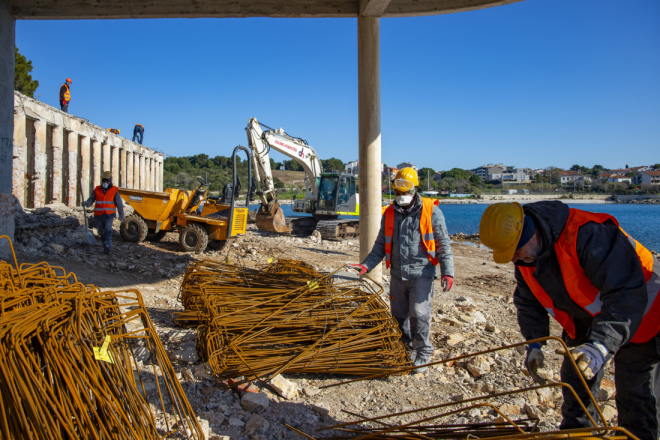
left=246, top=118, right=360, bottom=240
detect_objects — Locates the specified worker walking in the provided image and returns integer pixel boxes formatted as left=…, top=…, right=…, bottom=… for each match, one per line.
left=82, top=171, right=124, bottom=254
left=132, top=124, right=144, bottom=144
left=59, top=78, right=72, bottom=113
left=479, top=201, right=660, bottom=440
left=349, top=167, right=454, bottom=373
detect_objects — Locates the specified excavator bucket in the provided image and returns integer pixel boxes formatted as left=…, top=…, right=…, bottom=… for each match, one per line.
left=255, top=203, right=290, bottom=233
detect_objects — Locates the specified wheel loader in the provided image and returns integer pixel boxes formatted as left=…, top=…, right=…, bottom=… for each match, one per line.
left=118, top=146, right=252, bottom=253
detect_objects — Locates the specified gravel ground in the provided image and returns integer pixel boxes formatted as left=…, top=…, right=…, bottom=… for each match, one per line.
left=6, top=204, right=623, bottom=439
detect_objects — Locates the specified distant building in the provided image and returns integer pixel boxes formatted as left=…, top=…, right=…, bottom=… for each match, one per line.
left=633, top=170, right=660, bottom=187
left=345, top=160, right=384, bottom=176
left=471, top=164, right=505, bottom=181
left=606, top=175, right=632, bottom=184
left=502, top=189, right=517, bottom=195
left=502, top=169, right=531, bottom=185
left=384, top=166, right=399, bottom=179
left=396, top=162, right=418, bottom=171
left=433, top=171, right=443, bottom=182
left=561, top=171, right=583, bottom=186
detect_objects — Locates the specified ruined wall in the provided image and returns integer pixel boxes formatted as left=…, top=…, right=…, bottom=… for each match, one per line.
left=13, top=91, right=164, bottom=209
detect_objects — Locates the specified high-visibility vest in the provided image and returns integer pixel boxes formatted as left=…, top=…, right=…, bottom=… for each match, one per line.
left=383, top=198, right=440, bottom=269
left=94, top=186, right=118, bottom=215
left=519, top=208, right=660, bottom=343
left=62, top=84, right=70, bottom=102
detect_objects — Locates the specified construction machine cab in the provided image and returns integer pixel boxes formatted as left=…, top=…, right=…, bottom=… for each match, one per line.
left=314, top=173, right=358, bottom=218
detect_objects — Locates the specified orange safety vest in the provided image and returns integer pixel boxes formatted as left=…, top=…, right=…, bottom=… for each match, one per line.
left=519, top=208, right=660, bottom=343
left=94, top=186, right=118, bottom=215
left=62, top=84, right=70, bottom=102
left=383, top=198, right=440, bottom=269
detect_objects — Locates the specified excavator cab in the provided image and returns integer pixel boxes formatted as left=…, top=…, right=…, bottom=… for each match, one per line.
left=315, top=173, right=358, bottom=217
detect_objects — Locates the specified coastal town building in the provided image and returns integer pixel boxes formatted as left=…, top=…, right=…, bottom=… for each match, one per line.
left=633, top=170, right=660, bottom=187
left=501, top=169, right=531, bottom=186
left=396, top=162, right=417, bottom=171
left=560, top=171, right=590, bottom=186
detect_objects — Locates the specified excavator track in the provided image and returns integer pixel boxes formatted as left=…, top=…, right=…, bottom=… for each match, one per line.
left=283, top=217, right=359, bottom=241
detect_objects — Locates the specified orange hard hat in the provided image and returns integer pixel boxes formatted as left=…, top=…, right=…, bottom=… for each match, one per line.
left=66, top=78, right=72, bottom=83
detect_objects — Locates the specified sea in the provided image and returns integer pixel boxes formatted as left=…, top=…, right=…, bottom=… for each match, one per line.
left=261, top=203, right=660, bottom=252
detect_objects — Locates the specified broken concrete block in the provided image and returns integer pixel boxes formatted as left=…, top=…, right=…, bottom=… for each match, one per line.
left=27, top=237, right=43, bottom=249
left=485, top=322, right=497, bottom=332
left=601, top=404, right=617, bottom=422
left=172, top=342, right=199, bottom=364
left=194, top=363, right=215, bottom=380
left=466, top=355, right=491, bottom=377
left=499, top=404, right=520, bottom=415
left=524, top=403, right=540, bottom=419
left=241, top=392, right=270, bottom=413
left=245, top=414, right=270, bottom=435
left=536, top=368, right=554, bottom=381
left=303, top=386, right=320, bottom=397
left=269, top=374, right=298, bottom=400
left=49, top=243, right=65, bottom=253
left=441, top=317, right=463, bottom=326
left=228, top=417, right=245, bottom=427
left=599, top=378, right=616, bottom=401
left=447, top=333, right=464, bottom=346
left=311, top=404, right=330, bottom=419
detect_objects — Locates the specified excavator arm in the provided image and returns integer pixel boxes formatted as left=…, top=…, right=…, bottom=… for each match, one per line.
left=245, top=118, right=324, bottom=233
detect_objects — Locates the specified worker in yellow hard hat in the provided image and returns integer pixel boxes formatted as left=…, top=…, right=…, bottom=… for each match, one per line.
left=82, top=171, right=124, bottom=254
left=479, top=201, right=660, bottom=439
left=349, top=167, right=454, bottom=374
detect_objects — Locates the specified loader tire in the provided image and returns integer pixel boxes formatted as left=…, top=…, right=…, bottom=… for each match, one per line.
left=179, top=224, right=208, bottom=253
left=146, top=230, right=167, bottom=242
left=121, top=215, right=148, bottom=243
left=208, top=239, right=228, bottom=251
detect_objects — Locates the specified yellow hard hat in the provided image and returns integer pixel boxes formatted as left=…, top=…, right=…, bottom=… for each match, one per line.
left=391, top=167, right=419, bottom=192
left=102, top=171, right=112, bottom=180
left=479, top=202, right=524, bottom=264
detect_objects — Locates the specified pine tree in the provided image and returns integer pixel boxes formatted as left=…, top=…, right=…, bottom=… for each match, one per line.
left=15, top=47, right=39, bottom=98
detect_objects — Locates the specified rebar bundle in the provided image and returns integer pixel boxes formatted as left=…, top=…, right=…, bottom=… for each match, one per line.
left=174, top=259, right=409, bottom=380
left=0, top=236, right=203, bottom=440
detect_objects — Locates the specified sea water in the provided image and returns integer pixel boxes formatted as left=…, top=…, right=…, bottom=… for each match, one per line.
left=264, top=203, right=660, bottom=251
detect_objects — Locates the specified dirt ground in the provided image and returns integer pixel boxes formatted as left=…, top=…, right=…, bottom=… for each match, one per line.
left=8, top=210, right=620, bottom=440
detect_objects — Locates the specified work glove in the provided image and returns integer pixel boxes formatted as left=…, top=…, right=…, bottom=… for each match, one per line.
left=347, top=263, right=368, bottom=275
left=525, top=342, right=546, bottom=385
left=556, top=342, right=608, bottom=380
left=441, top=275, right=453, bottom=292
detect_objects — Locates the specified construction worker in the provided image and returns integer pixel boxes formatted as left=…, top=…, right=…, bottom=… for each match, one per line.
left=132, top=124, right=144, bottom=145
left=479, top=201, right=660, bottom=440
left=82, top=171, right=124, bottom=254
left=59, top=78, right=72, bottom=113
left=349, top=167, right=454, bottom=373
left=107, top=128, right=120, bottom=135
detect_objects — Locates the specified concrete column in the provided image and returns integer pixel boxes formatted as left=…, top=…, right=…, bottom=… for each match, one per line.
left=133, top=153, right=140, bottom=190
left=91, top=140, right=101, bottom=192
left=0, top=1, right=16, bottom=256
left=33, top=119, right=47, bottom=208
left=12, top=112, right=26, bottom=206
left=358, top=16, right=382, bottom=282
left=80, top=136, right=91, bottom=202
left=111, top=146, right=119, bottom=184
left=150, top=158, right=155, bottom=191
left=139, top=155, right=145, bottom=190
left=51, top=126, right=63, bottom=203
left=144, top=157, right=150, bottom=191
left=120, top=149, right=127, bottom=188
left=102, top=143, right=111, bottom=177
left=127, top=151, right=134, bottom=188
left=66, top=131, right=77, bottom=207
left=158, top=159, right=163, bottom=191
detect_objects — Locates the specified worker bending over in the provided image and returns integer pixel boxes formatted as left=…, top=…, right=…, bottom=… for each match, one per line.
left=349, top=168, right=454, bottom=373
left=480, top=201, right=660, bottom=440
left=107, top=128, right=120, bottom=135
left=132, top=124, right=144, bottom=144
left=83, top=171, right=124, bottom=254
left=59, top=78, right=72, bottom=113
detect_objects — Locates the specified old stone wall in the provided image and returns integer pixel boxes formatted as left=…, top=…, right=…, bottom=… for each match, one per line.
left=13, top=91, right=164, bottom=209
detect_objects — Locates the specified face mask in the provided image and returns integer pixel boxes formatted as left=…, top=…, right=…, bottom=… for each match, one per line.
left=102, top=182, right=110, bottom=189
left=395, top=194, right=414, bottom=206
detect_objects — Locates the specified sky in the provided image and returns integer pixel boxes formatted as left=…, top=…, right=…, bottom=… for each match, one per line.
left=15, top=0, right=660, bottom=172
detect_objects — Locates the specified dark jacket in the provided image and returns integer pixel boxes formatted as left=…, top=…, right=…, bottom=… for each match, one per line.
left=513, top=201, right=649, bottom=354
left=361, top=193, right=454, bottom=280
left=59, top=84, right=70, bottom=104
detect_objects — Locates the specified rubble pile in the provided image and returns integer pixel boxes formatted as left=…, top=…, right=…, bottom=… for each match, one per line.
left=174, top=259, right=410, bottom=380
left=0, top=237, right=203, bottom=440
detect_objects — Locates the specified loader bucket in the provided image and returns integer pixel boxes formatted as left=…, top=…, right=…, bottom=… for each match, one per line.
left=255, top=203, right=290, bottom=233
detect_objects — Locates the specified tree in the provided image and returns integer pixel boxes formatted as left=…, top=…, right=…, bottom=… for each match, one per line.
left=441, top=168, right=470, bottom=181
left=652, top=164, right=660, bottom=170
left=544, top=167, right=563, bottom=184
left=321, top=157, right=344, bottom=172
left=469, top=174, right=483, bottom=185
left=15, top=47, right=39, bottom=98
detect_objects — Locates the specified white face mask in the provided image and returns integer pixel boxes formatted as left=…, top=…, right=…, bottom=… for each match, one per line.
left=395, top=194, right=414, bottom=206
left=102, top=182, right=110, bottom=189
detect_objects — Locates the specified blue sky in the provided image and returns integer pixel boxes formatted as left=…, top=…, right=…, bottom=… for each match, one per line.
left=16, top=0, right=659, bottom=172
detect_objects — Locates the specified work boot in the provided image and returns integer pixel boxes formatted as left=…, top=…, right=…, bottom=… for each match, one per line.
left=103, top=245, right=110, bottom=254
left=411, top=356, right=429, bottom=374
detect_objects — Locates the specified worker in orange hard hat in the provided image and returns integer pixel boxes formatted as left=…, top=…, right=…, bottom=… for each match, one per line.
left=132, top=124, right=144, bottom=145
left=107, top=128, right=120, bottom=135
left=348, top=167, right=454, bottom=374
left=59, top=78, right=72, bottom=113
left=82, top=171, right=124, bottom=254
left=479, top=201, right=660, bottom=440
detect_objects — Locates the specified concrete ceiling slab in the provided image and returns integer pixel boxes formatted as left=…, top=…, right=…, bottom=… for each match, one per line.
left=6, top=0, right=522, bottom=19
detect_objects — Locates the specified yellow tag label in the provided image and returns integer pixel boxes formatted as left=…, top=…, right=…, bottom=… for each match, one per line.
left=226, top=256, right=230, bottom=264
left=93, top=335, right=114, bottom=364
left=267, top=258, right=274, bottom=264
left=307, top=280, right=319, bottom=290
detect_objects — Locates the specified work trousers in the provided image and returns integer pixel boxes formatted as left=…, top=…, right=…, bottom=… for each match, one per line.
left=560, top=330, right=660, bottom=440
left=60, top=102, right=68, bottom=113
left=132, top=126, right=144, bottom=144
left=389, top=276, right=434, bottom=362
left=95, top=214, right=115, bottom=250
